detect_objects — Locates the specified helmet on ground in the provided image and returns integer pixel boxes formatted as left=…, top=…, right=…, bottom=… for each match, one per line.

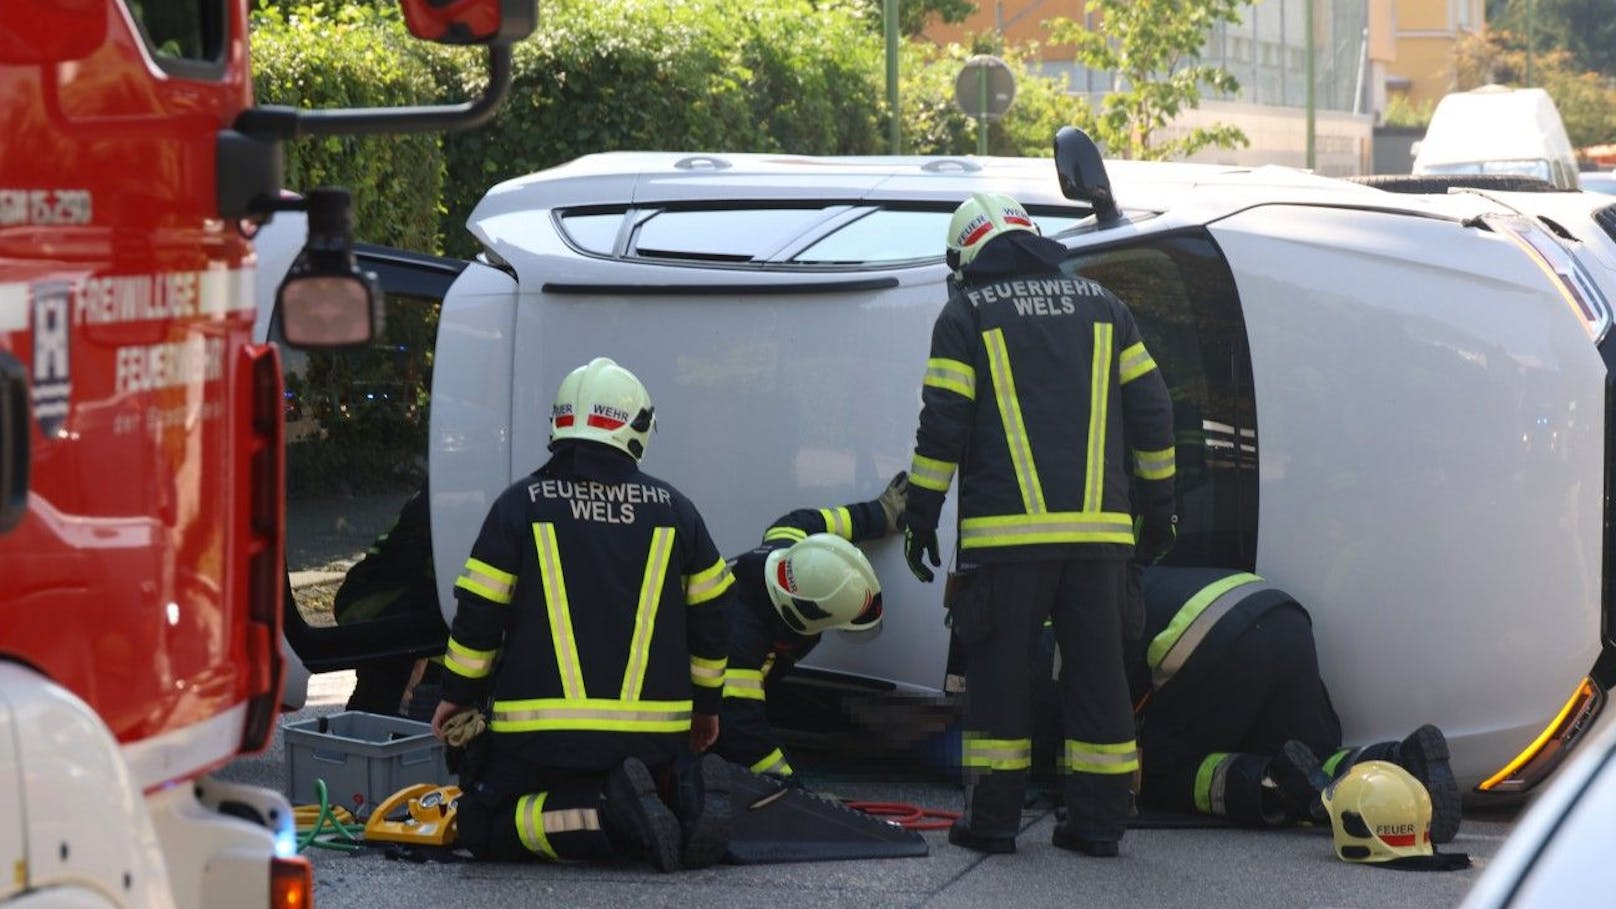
left=1321, top=760, right=1434, bottom=864
left=945, top=191, right=1039, bottom=278
left=763, top=533, right=882, bottom=635
left=549, top=357, right=655, bottom=460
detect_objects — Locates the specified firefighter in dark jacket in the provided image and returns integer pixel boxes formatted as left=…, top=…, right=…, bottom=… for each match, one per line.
left=714, top=473, right=907, bottom=779
left=1123, top=565, right=1462, bottom=843
left=903, top=192, right=1177, bottom=857
left=431, top=358, right=736, bottom=872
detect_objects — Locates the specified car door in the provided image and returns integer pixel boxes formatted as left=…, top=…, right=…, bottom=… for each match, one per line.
left=278, top=243, right=468, bottom=672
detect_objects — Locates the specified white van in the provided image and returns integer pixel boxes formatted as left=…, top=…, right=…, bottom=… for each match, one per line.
left=266, top=135, right=1616, bottom=802
left=1413, top=85, right=1581, bottom=189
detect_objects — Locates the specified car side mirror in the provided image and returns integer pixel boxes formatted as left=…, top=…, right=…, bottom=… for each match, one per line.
left=398, top=0, right=537, bottom=45
left=1053, top=126, right=1121, bottom=225
left=0, top=351, right=29, bottom=534
left=0, top=0, right=106, bottom=64
left=275, top=188, right=384, bottom=350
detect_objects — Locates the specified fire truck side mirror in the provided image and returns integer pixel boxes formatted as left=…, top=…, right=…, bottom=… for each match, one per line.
left=0, top=0, right=107, bottom=64
left=275, top=188, right=385, bottom=350
left=398, top=0, right=537, bottom=45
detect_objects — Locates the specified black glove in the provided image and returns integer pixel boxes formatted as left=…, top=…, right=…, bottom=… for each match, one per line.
left=905, top=525, right=940, bottom=583
left=1134, top=512, right=1177, bottom=565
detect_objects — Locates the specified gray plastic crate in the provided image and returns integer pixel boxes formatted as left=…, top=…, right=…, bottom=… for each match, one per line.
left=283, top=711, right=449, bottom=816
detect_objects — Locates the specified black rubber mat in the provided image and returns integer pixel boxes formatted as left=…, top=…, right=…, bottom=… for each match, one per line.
left=724, top=765, right=929, bottom=864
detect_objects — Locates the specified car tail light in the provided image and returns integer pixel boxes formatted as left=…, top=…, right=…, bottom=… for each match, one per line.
left=269, top=856, right=313, bottom=909
left=1478, top=677, right=1605, bottom=793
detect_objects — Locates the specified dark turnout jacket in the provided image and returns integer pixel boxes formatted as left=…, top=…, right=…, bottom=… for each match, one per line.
left=907, top=232, right=1175, bottom=562
left=442, top=441, right=735, bottom=771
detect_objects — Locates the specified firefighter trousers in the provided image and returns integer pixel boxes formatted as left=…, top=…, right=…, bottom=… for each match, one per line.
left=1137, top=603, right=1343, bottom=825
left=956, top=558, right=1136, bottom=843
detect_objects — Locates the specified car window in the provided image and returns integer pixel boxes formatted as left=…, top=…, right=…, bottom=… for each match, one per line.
left=273, top=287, right=440, bottom=630
left=126, top=0, right=226, bottom=74
left=558, top=204, right=1092, bottom=267
left=635, top=207, right=844, bottom=262
left=1062, top=232, right=1258, bottom=566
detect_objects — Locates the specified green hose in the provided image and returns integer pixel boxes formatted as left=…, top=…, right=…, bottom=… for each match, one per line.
left=296, top=779, right=365, bottom=853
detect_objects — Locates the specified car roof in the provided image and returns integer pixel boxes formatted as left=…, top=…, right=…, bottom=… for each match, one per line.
left=465, top=151, right=1416, bottom=279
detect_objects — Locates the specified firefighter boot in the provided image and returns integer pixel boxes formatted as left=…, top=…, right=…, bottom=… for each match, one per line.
left=1267, top=740, right=1331, bottom=825
left=1393, top=724, right=1461, bottom=845
left=673, top=753, right=732, bottom=869
left=602, top=757, right=683, bottom=873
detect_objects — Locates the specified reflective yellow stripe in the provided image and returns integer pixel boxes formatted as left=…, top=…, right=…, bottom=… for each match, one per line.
left=685, top=558, right=735, bottom=605
left=1118, top=341, right=1157, bottom=384
left=1064, top=739, right=1139, bottom=775
left=1194, top=753, right=1233, bottom=815
left=1148, top=573, right=1269, bottom=688
left=763, top=525, right=807, bottom=544
left=1133, top=445, right=1175, bottom=481
left=818, top=507, right=853, bottom=539
left=491, top=698, right=692, bottom=733
left=622, top=527, right=676, bottom=701
left=455, top=557, right=516, bottom=604
left=750, top=748, right=792, bottom=775
left=983, top=328, right=1046, bottom=513
left=532, top=523, right=586, bottom=700
left=1085, top=323, right=1114, bottom=512
left=444, top=637, right=497, bottom=680
left=724, top=668, right=766, bottom=701
left=924, top=357, right=976, bottom=400
left=959, top=511, right=1134, bottom=548
left=515, top=793, right=557, bottom=858
left=909, top=453, right=956, bottom=492
left=690, top=654, right=726, bottom=690
left=962, top=735, right=1032, bottom=771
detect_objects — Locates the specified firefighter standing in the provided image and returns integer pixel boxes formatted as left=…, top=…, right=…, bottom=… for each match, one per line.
left=714, top=473, right=907, bottom=779
left=904, top=192, right=1177, bottom=856
left=431, top=358, right=736, bottom=872
left=1121, top=565, right=1461, bottom=842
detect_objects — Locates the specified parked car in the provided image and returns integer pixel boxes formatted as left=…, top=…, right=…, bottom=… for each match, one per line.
left=1458, top=707, right=1616, bottom=908
left=265, top=133, right=1616, bottom=802
left=1413, top=86, right=1582, bottom=190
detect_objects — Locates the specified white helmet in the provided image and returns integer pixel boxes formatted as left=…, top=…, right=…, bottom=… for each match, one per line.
left=549, top=357, right=656, bottom=460
left=763, top=533, right=882, bottom=635
left=945, top=191, right=1039, bottom=278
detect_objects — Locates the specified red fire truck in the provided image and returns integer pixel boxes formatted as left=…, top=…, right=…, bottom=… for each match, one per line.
left=0, top=2, right=531, bottom=906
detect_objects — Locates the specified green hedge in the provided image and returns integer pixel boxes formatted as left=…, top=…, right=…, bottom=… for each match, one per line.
left=436, top=0, right=883, bottom=256
left=250, top=2, right=446, bottom=252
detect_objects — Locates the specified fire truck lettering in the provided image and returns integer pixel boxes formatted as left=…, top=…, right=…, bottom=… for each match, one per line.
left=115, top=337, right=225, bottom=394
left=75, top=273, right=204, bottom=325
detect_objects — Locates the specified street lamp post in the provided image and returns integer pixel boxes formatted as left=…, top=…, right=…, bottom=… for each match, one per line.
left=885, top=0, right=900, bottom=154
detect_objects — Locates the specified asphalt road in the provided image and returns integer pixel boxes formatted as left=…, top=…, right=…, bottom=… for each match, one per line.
left=220, top=672, right=1519, bottom=909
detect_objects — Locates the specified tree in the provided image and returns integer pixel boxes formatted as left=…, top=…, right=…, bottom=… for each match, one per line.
left=1046, top=0, right=1247, bottom=161
left=1454, top=29, right=1616, bottom=149
left=857, top=0, right=976, bottom=38
left=1487, top=0, right=1616, bottom=79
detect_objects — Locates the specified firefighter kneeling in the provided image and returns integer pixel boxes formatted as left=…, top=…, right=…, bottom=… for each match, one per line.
left=432, top=358, right=738, bottom=871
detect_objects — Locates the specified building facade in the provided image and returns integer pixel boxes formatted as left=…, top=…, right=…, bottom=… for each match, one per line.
left=926, top=1, right=1481, bottom=176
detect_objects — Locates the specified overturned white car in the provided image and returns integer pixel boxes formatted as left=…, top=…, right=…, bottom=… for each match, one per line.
left=273, top=133, right=1616, bottom=801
